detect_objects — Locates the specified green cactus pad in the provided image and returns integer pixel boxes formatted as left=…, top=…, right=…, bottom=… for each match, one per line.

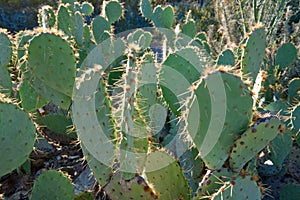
left=27, top=33, right=76, bottom=108
left=275, top=43, right=297, bottom=69
left=0, top=31, right=12, bottom=68
left=145, top=151, right=190, bottom=199
left=210, top=175, right=261, bottom=200
left=92, top=16, right=111, bottom=44
left=104, top=173, right=158, bottom=199
left=190, top=71, right=253, bottom=169
left=288, top=78, right=300, bottom=103
left=242, top=27, right=266, bottom=83
left=217, top=49, right=235, bottom=66
left=19, top=78, right=48, bottom=112
left=160, top=47, right=205, bottom=115
left=73, top=11, right=84, bottom=46
left=105, top=1, right=123, bottom=24
left=229, top=117, right=282, bottom=171
left=291, top=103, right=300, bottom=132
left=153, top=5, right=174, bottom=29
left=140, top=0, right=153, bottom=19
left=30, top=170, right=74, bottom=200
left=57, top=4, right=74, bottom=37
left=182, top=20, right=197, bottom=38
left=0, top=102, right=36, bottom=177
left=81, top=2, right=94, bottom=16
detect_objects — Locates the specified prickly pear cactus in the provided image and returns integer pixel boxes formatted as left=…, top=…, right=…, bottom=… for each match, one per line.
left=104, top=1, right=123, bottom=24
left=188, top=71, right=253, bottom=169
left=217, top=49, right=235, bottom=66
left=0, top=102, right=36, bottom=177
left=275, top=42, right=297, bottom=69
left=242, top=27, right=266, bottom=84
left=152, top=5, right=174, bottom=29
left=30, top=170, right=74, bottom=200
left=81, top=2, right=94, bottom=16
left=139, top=0, right=153, bottom=20
left=230, top=117, right=283, bottom=171
left=26, top=32, right=76, bottom=109
left=91, top=16, right=111, bottom=44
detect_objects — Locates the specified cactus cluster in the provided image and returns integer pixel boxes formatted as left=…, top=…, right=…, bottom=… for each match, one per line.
left=0, top=0, right=299, bottom=199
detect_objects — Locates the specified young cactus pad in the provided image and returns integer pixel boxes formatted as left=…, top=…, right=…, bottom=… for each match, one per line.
left=139, top=0, right=153, bottom=20
left=104, top=1, right=123, bottom=24
left=0, top=102, right=36, bottom=177
left=242, top=27, right=266, bottom=83
left=30, top=170, right=74, bottom=200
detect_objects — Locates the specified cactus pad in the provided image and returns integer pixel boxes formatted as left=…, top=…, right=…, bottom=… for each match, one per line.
left=81, top=2, right=94, bottom=16
left=190, top=71, right=253, bottom=169
left=229, top=117, right=282, bottom=171
left=242, top=27, right=266, bottom=83
left=152, top=5, right=174, bottom=29
left=31, top=170, right=74, bottom=200
left=105, top=1, right=123, bottom=24
left=275, top=43, right=297, bottom=69
left=140, top=0, right=153, bottom=20
left=92, top=16, right=111, bottom=44
left=0, top=102, right=36, bottom=177
left=217, top=49, right=235, bottom=66
left=27, top=33, right=76, bottom=108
